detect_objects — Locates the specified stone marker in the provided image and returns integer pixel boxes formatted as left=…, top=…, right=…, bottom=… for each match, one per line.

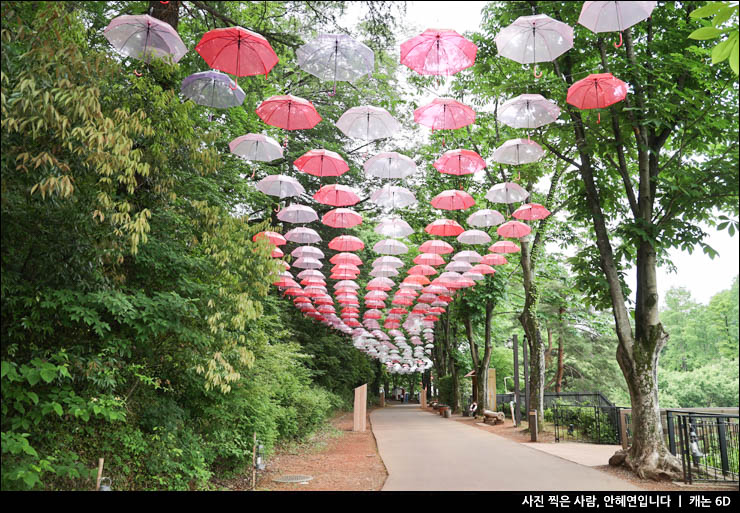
left=354, top=384, right=367, bottom=432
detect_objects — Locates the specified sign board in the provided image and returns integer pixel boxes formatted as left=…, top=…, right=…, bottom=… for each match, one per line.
left=353, top=384, right=367, bottom=432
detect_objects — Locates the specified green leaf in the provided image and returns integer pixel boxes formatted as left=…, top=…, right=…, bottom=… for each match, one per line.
left=688, top=26, right=725, bottom=40
left=52, top=402, right=63, bottom=416
left=1, top=361, right=10, bottom=379
left=690, top=3, right=725, bottom=19
left=39, top=367, right=56, bottom=383
left=730, top=38, right=739, bottom=74
left=712, top=37, right=734, bottom=63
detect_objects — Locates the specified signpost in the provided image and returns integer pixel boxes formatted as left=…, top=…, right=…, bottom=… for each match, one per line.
left=353, top=384, right=367, bottom=432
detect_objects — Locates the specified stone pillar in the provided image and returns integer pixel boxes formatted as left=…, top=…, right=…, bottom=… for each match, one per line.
left=353, top=384, right=367, bottom=432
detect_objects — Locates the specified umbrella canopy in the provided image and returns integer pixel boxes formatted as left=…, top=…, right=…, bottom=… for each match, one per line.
left=492, top=138, right=544, bottom=165
left=457, top=229, right=492, bottom=245
left=370, top=266, right=399, bottom=278
left=328, top=235, right=365, bottom=252
left=256, top=95, right=322, bottom=130
left=330, top=252, right=362, bottom=266
left=419, top=240, right=454, bottom=255
left=467, top=209, right=506, bottom=227
left=400, top=29, right=477, bottom=75
left=414, top=98, right=475, bottom=130
left=253, top=231, right=286, bottom=246
left=196, top=26, right=278, bottom=77
left=322, top=208, right=363, bottom=228
left=497, top=221, right=531, bottom=239
left=285, top=227, right=321, bottom=244
left=277, top=204, right=318, bottom=224
left=408, top=264, right=437, bottom=276
left=471, top=264, right=495, bottom=275
left=332, top=263, right=361, bottom=274
left=375, top=217, right=414, bottom=238
left=578, top=2, right=657, bottom=36
left=513, top=203, right=551, bottom=221
left=257, top=173, right=307, bottom=198
left=230, top=134, right=283, bottom=161
left=336, top=106, right=400, bottom=140
left=431, top=190, right=475, bottom=210
left=494, top=14, right=574, bottom=65
left=365, top=290, right=389, bottom=300
left=433, top=149, right=486, bottom=175
left=294, top=149, right=349, bottom=177
left=499, top=94, right=561, bottom=129
left=364, top=152, right=417, bottom=180
left=293, top=257, right=324, bottom=269
left=271, top=247, right=284, bottom=258
left=452, top=250, right=483, bottom=263
left=373, top=256, right=404, bottom=269
left=367, top=277, right=395, bottom=291
left=181, top=71, right=245, bottom=108
left=104, top=15, right=187, bottom=64
left=296, top=34, right=374, bottom=86
left=313, top=184, right=361, bottom=206
left=489, top=241, right=521, bottom=254
left=481, top=253, right=508, bottom=266
left=298, top=269, right=325, bottom=279
left=567, top=73, right=628, bottom=111
left=370, top=185, right=417, bottom=209
left=373, top=239, right=408, bottom=255
left=414, top=253, right=446, bottom=266
left=291, top=246, right=324, bottom=259
left=446, top=260, right=472, bottom=273
left=425, top=219, right=464, bottom=237
left=485, top=182, right=530, bottom=204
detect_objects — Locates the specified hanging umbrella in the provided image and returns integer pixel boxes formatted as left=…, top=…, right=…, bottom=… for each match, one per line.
left=367, top=277, right=394, bottom=291
left=414, top=253, right=446, bottom=266
left=433, top=149, right=486, bottom=176
left=452, top=250, right=483, bottom=263
left=364, top=309, right=383, bottom=319
left=104, top=15, right=187, bottom=64
left=513, top=203, right=551, bottom=221
left=277, top=204, right=318, bottom=224
left=336, top=106, right=400, bottom=140
left=370, top=218, right=408, bottom=239
left=400, top=29, right=478, bottom=75
left=256, top=95, right=322, bottom=130
left=330, top=253, right=362, bottom=266
left=298, top=269, right=325, bottom=279
left=457, top=229, right=492, bottom=245
left=333, top=263, right=361, bottom=274
left=313, top=184, right=361, bottom=207
left=370, top=185, right=417, bottom=209
left=364, top=152, right=417, bottom=179
left=370, top=266, right=400, bottom=278
left=485, top=182, right=530, bottom=204
left=404, top=275, right=429, bottom=286
left=321, top=208, right=363, bottom=229
left=301, top=278, right=326, bottom=287
left=566, top=73, right=628, bottom=123
left=270, top=247, right=284, bottom=258
left=273, top=275, right=299, bottom=288
left=230, top=134, right=283, bottom=162
left=196, top=26, right=278, bottom=78
left=365, top=290, right=389, bottom=300
left=373, top=239, right=408, bottom=255
left=414, top=98, right=476, bottom=130
left=499, top=94, right=561, bottom=129
left=296, top=34, right=374, bottom=93
left=489, top=241, right=521, bottom=254
left=419, top=240, right=454, bottom=255
left=285, top=227, right=321, bottom=244
left=373, top=256, right=404, bottom=269
left=481, top=253, right=508, bottom=266
left=253, top=231, right=286, bottom=246
left=256, top=174, right=305, bottom=198
left=425, top=219, right=464, bottom=237
left=294, top=149, right=349, bottom=177
left=328, top=235, right=365, bottom=252
left=492, top=138, right=544, bottom=165
left=471, top=264, right=495, bottom=275
left=292, top=246, right=324, bottom=260
left=431, top=190, right=475, bottom=210
left=494, top=14, right=574, bottom=77
left=578, top=1, right=658, bottom=48
left=181, top=71, right=245, bottom=108
left=334, top=280, right=359, bottom=289
left=497, top=221, right=531, bottom=239
left=462, top=271, right=484, bottom=282
left=292, top=257, right=324, bottom=270
left=446, top=260, right=473, bottom=273
left=467, top=209, right=506, bottom=227
left=408, top=265, right=437, bottom=276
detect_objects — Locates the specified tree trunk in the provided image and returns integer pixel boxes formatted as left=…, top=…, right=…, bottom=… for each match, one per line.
left=149, top=1, right=180, bottom=29
left=449, top=325, right=461, bottom=413
left=519, top=239, right=544, bottom=427
left=463, top=300, right=494, bottom=413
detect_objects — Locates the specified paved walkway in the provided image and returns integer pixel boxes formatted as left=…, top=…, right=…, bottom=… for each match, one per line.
left=526, top=442, right=624, bottom=467
left=371, top=405, right=640, bottom=491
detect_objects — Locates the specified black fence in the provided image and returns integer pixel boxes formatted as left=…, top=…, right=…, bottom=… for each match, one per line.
left=550, top=404, right=623, bottom=445
left=496, top=391, right=615, bottom=411
left=676, top=412, right=739, bottom=484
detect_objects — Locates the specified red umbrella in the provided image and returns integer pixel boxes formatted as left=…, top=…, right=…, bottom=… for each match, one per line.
left=414, top=253, right=446, bottom=266
left=331, top=272, right=358, bottom=280
left=330, top=252, right=363, bottom=266
left=253, top=231, right=286, bottom=246
left=322, top=208, right=363, bottom=228
left=489, top=241, right=520, bottom=254
left=566, top=73, right=628, bottom=123
left=392, top=297, right=414, bottom=306
left=425, top=219, right=464, bottom=237
left=404, top=275, right=431, bottom=286
left=313, top=184, right=360, bottom=207
left=513, top=202, right=551, bottom=221
left=471, top=264, right=496, bottom=275
left=273, top=276, right=299, bottom=288
left=256, top=95, right=322, bottom=130
left=400, top=29, right=477, bottom=76
left=294, top=149, right=349, bottom=177
left=419, top=240, right=454, bottom=255
left=433, top=149, right=486, bottom=175
left=431, top=190, right=475, bottom=211
left=332, top=263, right=360, bottom=274
left=328, top=235, right=365, bottom=252
left=414, top=98, right=475, bottom=130
left=196, top=27, right=278, bottom=78
left=408, top=264, right=437, bottom=276
left=481, top=253, right=508, bottom=266
left=497, top=220, right=532, bottom=238
left=270, top=247, right=284, bottom=258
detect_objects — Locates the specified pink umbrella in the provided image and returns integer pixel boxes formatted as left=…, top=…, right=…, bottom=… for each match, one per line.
left=365, top=290, right=389, bottom=300
left=497, top=221, right=531, bottom=238
left=298, top=269, right=325, bottom=279
left=313, top=184, right=361, bottom=207
left=400, top=29, right=477, bottom=76
left=104, top=15, right=187, bottom=64
left=367, top=277, right=394, bottom=291
left=332, top=264, right=360, bottom=274
left=489, top=241, right=521, bottom=254
left=408, top=265, right=437, bottom=276
left=322, top=208, right=363, bottom=228
left=256, top=95, right=322, bottom=130
left=467, top=209, right=506, bottom=227
left=492, top=139, right=544, bottom=165
left=253, top=231, right=286, bottom=246
left=433, top=149, right=486, bottom=175
left=481, top=254, right=508, bottom=266
left=328, top=235, right=364, bottom=252
left=513, top=203, right=551, bottom=221
left=414, top=98, right=475, bottom=130
left=294, top=149, right=349, bottom=177
left=471, top=263, right=496, bottom=275
left=495, top=14, right=574, bottom=77
left=431, top=190, right=475, bottom=210
left=425, top=219, right=464, bottom=237
left=292, top=257, right=323, bottom=270
left=457, top=229, right=492, bottom=245
left=277, top=204, right=318, bottom=224
left=419, top=240, right=454, bottom=255
left=566, top=73, right=628, bottom=123
left=414, top=253, right=446, bottom=266
left=196, top=26, right=278, bottom=78
left=285, top=227, right=321, bottom=244
left=334, top=280, right=359, bottom=290
left=370, top=266, right=399, bottom=278
left=330, top=253, right=363, bottom=266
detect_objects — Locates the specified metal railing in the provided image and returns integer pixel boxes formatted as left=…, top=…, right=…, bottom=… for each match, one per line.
left=551, top=404, right=622, bottom=445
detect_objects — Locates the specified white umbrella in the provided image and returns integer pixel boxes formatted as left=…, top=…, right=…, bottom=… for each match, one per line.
left=285, top=227, right=321, bottom=244
left=296, top=34, right=374, bottom=90
left=463, top=271, right=485, bottom=282
left=335, top=280, right=359, bottom=290
left=365, top=290, right=389, bottom=300
left=277, top=204, right=319, bottom=224
left=446, top=260, right=472, bottom=273
left=229, top=134, right=283, bottom=161
left=364, top=152, right=417, bottom=179
left=457, top=229, right=492, bottom=245
left=371, top=266, right=400, bottom=278
left=371, top=185, right=417, bottom=209
left=578, top=2, right=657, bottom=35
left=256, top=174, right=305, bottom=198
left=291, top=246, right=324, bottom=259
left=485, top=182, right=530, bottom=204
left=375, top=216, right=414, bottom=237
left=499, top=94, right=561, bottom=130
left=367, top=277, right=395, bottom=289
left=372, top=256, right=405, bottom=269
left=336, top=105, right=401, bottom=140
left=293, top=257, right=323, bottom=269
left=492, top=138, right=544, bottom=165
left=452, top=250, right=483, bottom=263
left=495, top=14, right=574, bottom=65
left=373, top=239, right=408, bottom=255
left=467, top=209, right=506, bottom=227
left=297, top=269, right=325, bottom=279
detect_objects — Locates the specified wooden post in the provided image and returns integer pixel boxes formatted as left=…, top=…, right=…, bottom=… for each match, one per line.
left=530, top=410, right=538, bottom=441
left=421, top=387, right=427, bottom=409
left=487, top=368, right=497, bottom=412
left=513, top=335, right=520, bottom=426
left=353, top=384, right=367, bottom=432
left=252, top=432, right=257, bottom=491
left=95, top=458, right=104, bottom=491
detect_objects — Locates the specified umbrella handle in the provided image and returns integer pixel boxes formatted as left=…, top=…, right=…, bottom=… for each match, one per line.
left=597, top=112, right=601, bottom=124
left=160, top=1, right=169, bottom=3
left=533, top=65, right=542, bottom=79
left=614, top=33, right=623, bottom=49
left=133, top=70, right=142, bottom=77
left=251, top=168, right=256, bottom=179
left=229, top=80, right=238, bottom=90
left=274, top=204, right=281, bottom=213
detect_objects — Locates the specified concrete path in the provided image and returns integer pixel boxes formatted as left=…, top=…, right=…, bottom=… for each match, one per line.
left=371, top=405, right=640, bottom=491
left=526, top=442, right=624, bottom=467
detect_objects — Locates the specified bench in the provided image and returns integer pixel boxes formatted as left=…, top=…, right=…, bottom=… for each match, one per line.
left=482, top=410, right=505, bottom=425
